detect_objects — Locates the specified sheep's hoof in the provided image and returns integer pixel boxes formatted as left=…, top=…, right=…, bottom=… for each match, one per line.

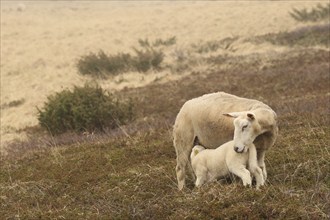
left=178, top=181, right=185, bottom=190
left=255, top=184, right=265, bottom=190
left=243, top=182, right=252, bottom=188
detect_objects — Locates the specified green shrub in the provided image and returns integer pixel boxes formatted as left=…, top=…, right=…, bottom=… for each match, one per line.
left=77, top=51, right=131, bottom=77
left=132, top=48, right=164, bottom=72
left=37, top=83, right=134, bottom=134
left=77, top=47, right=164, bottom=77
left=76, top=38, right=172, bottom=77
left=290, top=3, right=330, bottom=22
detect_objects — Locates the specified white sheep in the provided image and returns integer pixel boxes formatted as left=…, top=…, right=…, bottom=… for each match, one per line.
left=190, top=136, right=264, bottom=188
left=173, top=92, right=278, bottom=190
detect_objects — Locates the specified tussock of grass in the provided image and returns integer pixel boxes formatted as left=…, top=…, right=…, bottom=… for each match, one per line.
left=1, top=49, right=329, bottom=219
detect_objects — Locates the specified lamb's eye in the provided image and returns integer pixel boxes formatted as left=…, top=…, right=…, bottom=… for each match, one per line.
left=242, top=125, right=248, bottom=131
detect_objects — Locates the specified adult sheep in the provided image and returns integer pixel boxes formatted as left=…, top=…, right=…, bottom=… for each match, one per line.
left=173, top=92, right=278, bottom=190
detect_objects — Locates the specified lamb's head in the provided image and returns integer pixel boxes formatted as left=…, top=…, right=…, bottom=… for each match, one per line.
left=223, top=111, right=261, bottom=153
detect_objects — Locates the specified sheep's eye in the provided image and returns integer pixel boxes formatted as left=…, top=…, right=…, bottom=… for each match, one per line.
left=242, top=125, right=248, bottom=131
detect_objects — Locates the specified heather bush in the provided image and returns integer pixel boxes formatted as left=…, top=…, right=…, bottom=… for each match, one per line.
left=37, top=83, right=134, bottom=134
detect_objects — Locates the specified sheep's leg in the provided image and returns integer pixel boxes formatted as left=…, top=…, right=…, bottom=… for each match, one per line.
left=174, top=124, right=195, bottom=190
left=255, top=128, right=278, bottom=181
left=176, top=165, right=185, bottom=190
left=176, top=156, right=187, bottom=190
left=257, top=150, right=267, bottom=181
left=175, top=147, right=192, bottom=190
left=249, top=144, right=265, bottom=189
left=229, top=166, right=252, bottom=187
left=251, top=166, right=264, bottom=189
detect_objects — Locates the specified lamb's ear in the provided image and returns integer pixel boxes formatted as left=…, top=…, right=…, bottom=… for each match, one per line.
left=247, top=113, right=255, bottom=121
left=223, top=112, right=241, bottom=118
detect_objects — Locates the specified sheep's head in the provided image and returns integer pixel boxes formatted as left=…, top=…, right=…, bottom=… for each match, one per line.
left=223, top=112, right=261, bottom=153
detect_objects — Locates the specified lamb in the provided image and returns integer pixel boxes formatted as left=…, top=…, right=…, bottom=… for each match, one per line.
left=173, top=92, right=278, bottom=190
left=190, top=137, right=264, bottom=188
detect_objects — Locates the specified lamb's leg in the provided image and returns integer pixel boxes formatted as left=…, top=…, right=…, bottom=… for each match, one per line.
left=249, top=144, right=265, bottom=189
left=195, top=169, right=207, bottom=188
left=229, top=166, right=252, bottom=187
left=193, top=164, right=209, bottom=187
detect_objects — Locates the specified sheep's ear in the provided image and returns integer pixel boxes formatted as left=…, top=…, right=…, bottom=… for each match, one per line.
left=223, top=112, right=241, bottom=118
left=247, top=113, right=255, bottom=121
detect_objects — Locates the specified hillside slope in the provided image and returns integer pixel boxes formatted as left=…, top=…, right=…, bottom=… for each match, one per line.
left=1, top=49, right=329, bottom=219
left=1, top=1, right=325, bottom=148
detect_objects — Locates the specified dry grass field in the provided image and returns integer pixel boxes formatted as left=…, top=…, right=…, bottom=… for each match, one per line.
left=1, top=1, right=329, bottom=219
left=1, top=1, right=325, bottom=149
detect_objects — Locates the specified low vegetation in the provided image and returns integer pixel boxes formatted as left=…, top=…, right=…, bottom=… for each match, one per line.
left=131, top=48, right=164, bottom=73
left=77, top=37, right=176, bottom=77
left=254, top=23, right=330, bottom=47
left=37, top=83, right=134, bottom=134
left=0, top=98, right=25, bottom=110
left=192, top=37, right=239, bottom=54
left=2, top=48, right=329, bottom=219
left=77, top=51, right=132, bottom=77
left=77, top=49, right=164, bottom=77
left=138, top=36, right=176, bottom=48
left=290, top=3, right=330, bottom=22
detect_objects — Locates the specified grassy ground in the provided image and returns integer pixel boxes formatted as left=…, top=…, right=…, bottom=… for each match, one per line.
left=1, top=47, right=329, bottom=219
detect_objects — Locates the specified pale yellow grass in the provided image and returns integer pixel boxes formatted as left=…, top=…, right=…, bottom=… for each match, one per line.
left=0, top=1, right=324, bottom=153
